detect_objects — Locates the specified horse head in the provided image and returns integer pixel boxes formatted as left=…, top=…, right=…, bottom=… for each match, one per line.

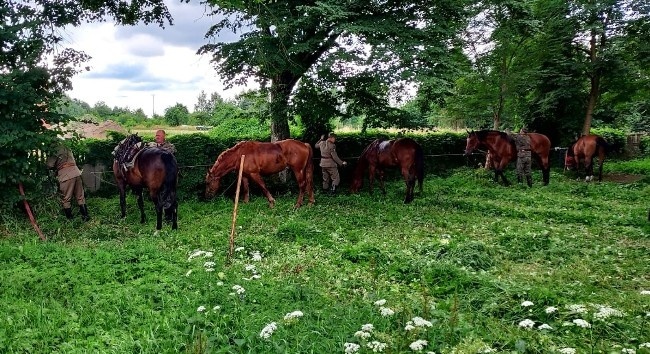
left=204, top=168, right=221, bottom=199
left=464, top=131, right=479, bottom=155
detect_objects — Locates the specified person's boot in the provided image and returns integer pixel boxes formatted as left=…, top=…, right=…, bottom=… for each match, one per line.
left=330, top=184, right=337, bottom=195
left=63, top=208, right=74, bottom=220
left=79, top=204, right=90, bottom=222
left=526, top=176, right=533, bottom=188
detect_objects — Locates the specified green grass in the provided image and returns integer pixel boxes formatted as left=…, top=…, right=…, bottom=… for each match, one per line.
left=1, top=159, right=650, bottom=353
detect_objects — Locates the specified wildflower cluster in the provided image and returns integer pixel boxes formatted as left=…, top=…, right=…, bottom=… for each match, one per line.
left=258, top=310, right=305, bottom=340
left=373, top=298, right=395, bottom=317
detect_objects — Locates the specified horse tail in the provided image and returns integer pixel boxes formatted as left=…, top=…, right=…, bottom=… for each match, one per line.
left=351, top=140, right=377, bottom=191
left=595, top=136, right=610, bottom=153
left=159, top=153, right=178, bottom=210
left=415, top=143, right=425, bottom=192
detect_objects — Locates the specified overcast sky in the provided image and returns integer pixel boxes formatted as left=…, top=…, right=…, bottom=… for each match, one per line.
left=64, top=1, right=248, bottom=117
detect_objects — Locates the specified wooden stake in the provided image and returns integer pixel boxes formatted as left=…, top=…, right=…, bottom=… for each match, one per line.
left=227, top=155, right=245, bottom=263
left=18, top=183, right=46, bottom=241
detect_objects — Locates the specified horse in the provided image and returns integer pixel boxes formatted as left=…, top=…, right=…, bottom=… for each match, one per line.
left=205, top=139, right=315, bottom=208
left=112, top=134, right=179, bottom=230
left=464, top=130, right=551, bottom=186
left=349, top=138, right=424, bottom=204
left=564, top=134, right=608, bottom=182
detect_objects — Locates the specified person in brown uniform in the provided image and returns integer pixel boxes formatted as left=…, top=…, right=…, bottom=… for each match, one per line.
left=314, top=132, right=347, bottom=194
left=46, top=143, right=90, bottom=221
left=511, top=127, right=533, bottom=187
left=147, top=129, right=176, bottom=154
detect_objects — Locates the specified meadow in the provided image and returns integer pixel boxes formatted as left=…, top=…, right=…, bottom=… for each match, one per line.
left=1, top=161, right=649, bottom=354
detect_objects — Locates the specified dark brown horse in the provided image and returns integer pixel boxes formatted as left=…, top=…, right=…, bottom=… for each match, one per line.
left=113, top=134, right=179, bottom=230
left=205, top=139, right=315, bottom=208
left=350, top=138, right=424, bottom=203
left=464, top=130, right=551, bottom=186
left=565, top=134, right=608, bottom=182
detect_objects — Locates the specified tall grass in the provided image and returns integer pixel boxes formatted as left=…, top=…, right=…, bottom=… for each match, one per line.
left=1, top=160, right=649, bottom=353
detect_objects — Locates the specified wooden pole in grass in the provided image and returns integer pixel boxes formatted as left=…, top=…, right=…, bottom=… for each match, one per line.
left=227, top=155, right=245, bottom=263
left=18, top=183, right=46, bottom=241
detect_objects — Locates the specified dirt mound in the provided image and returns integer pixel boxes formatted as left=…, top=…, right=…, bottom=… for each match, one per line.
left=69, top=120, right=126, bottom=139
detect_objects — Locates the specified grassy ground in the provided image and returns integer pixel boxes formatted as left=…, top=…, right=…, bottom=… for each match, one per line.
left=1, top=161, right=649, bottom=353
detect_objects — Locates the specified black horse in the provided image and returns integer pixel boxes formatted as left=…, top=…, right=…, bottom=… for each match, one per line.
left=112, top=134, right=179, bottom=230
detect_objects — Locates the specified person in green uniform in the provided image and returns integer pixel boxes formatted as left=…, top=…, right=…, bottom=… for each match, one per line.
left=314, top=132, right=347, bottom=194
left=46, top=143, right=90, bottom=221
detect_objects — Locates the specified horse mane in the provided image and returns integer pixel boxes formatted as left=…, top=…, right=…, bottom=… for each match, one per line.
left=210, top=141, right=252, bottom=175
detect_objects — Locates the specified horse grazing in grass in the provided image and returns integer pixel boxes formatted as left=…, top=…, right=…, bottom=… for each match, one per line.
left=565, top=134, right=608, bottom=182
left=113, top=134, right=179, bottom=230
left=350, top=138, right=424, bottom=204
left=205, top=139, right=315, bottom=208
left=464, top=130, right=551, bottom=186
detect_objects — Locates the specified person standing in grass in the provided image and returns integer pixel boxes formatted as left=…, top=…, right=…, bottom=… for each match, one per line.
left=148, top=129, right=176, bottom=154
left=46, top=142, right=90, bottom=221
left=315, top=132, right=347, bottom=194
left=511, top=127, right=533, bottom=187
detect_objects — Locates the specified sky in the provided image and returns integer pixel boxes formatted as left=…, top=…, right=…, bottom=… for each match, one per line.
left=64, top=1, right=248, bottom=117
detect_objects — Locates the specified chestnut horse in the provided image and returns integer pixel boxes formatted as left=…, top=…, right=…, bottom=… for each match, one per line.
left=113, top=134, right=179, bottom=230
left=350, top=138, right=424, bottom=203
left=205, top=139, right=315, bottom=208
left=464, top=130, right=551, bottom=186
left=565, top=134, right=608, bottom=182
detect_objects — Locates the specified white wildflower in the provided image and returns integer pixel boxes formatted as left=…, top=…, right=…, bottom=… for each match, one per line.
left=354, top=330, right=371, bottom=339
left=573, top=318, right=591, bottom=328
left=621, top=349, right=636, bottom=354
left=518, top=319, right=535, bottom=329
left=234, top=247, right=245, bottom=252
left=232, top=285, right=245, bottom=294
left=361, top=323, right=374, bottom=332
left=284, top=310, right=304, bottom=321
left=640, top=290, right=650, bottom=295
left=405, top=324, right=415, bottom=331
left=374, top=299, right=387, bottom=306
left=205, top=267, right=215, bottom=272
left=412, top=317, right=433, bottom=327
left=344, top=342, right=361, bottom=353
left=640, top=343, right=650, bottom=348
left=409, top=339, right=428, bottom=351
left=204, top=252, right=213, bottom=258
left=545, top=306, right=558, bottom=314
left=594, top=305, right=624, bottom=320
left=439, top=238, right=450, bottom=245
left=204, top=261, right=216, bottom=268
left=521, top=301, right=534, bottom=307
left=367, top=341, right=387, bottom=352
left=216, top=281, right=224, bottom=286
left=566, top=304, right=587, bottom=314
left=245, top=264, right=257, bottom=272
left=559, top=348, right=576, bottom=354
left=538, top=323, right=553, bottom=330
left=379, top=306, right=394, bottom=316
left=251, top=251, right=262, bottom=261
left=185, top=269, right=192, bottom=277
left=259, top=322, right=277, bottom=339
left=188, top=250, right=206, bottom=261
left=197, top=305, right=206, bottom=312
left=212, top=305, right=221, bottom=311
left=482, top=348, right=497, bottom=353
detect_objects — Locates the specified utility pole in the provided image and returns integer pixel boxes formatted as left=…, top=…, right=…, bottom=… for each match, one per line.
left=152, top=94, right=155, bottom=117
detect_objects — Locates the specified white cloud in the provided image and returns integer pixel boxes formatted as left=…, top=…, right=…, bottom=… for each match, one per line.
left=63, top=1, right=250, bottom=117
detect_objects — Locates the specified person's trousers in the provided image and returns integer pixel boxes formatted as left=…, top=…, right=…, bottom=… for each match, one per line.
left=59, top=176, right=85, bottom=208
left=321, top=166, right=340, bottom=189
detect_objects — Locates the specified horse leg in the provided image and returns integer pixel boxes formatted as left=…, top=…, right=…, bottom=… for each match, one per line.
left=378, top=169, right=387, bottom=195
left=248, top=173, right=275, bottom=208
left=541, top=156, right=550, bottom=185
left=597, top=156, right=604, bottom=182
left=402, top=166, right=415, bottom=204
left=241, top=177, right=250, bottom=203
left=150, top=190, right=163, bottom=231
left=290, top=167, right=306, bottom=208
left=134, top=187, right=146, bottom=224
left=368, top=165, right=376, bottom=194
left=585, top=158, right=594, bottom=182
left=118, top=184, right=127, bottom=219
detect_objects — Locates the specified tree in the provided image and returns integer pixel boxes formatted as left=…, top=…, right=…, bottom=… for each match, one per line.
left=0, top=0, right=172, bottom=206
left=198, top=0, right=468, bottom=141
left=164, top=103, right=190, bottom=126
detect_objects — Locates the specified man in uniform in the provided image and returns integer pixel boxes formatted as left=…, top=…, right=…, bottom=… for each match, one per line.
left=46, top=143, right=90, bottom=221
left=314, top=132, right=347, bottom=194
left=512, top=127, right=533, bottom=187
left=148, top=129, right=176, bottom=154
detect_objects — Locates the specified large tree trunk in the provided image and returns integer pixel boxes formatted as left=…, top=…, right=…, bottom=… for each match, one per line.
left=582, top=31, right=601, bottom=136
left=269, top=75, right=295, bottom=182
